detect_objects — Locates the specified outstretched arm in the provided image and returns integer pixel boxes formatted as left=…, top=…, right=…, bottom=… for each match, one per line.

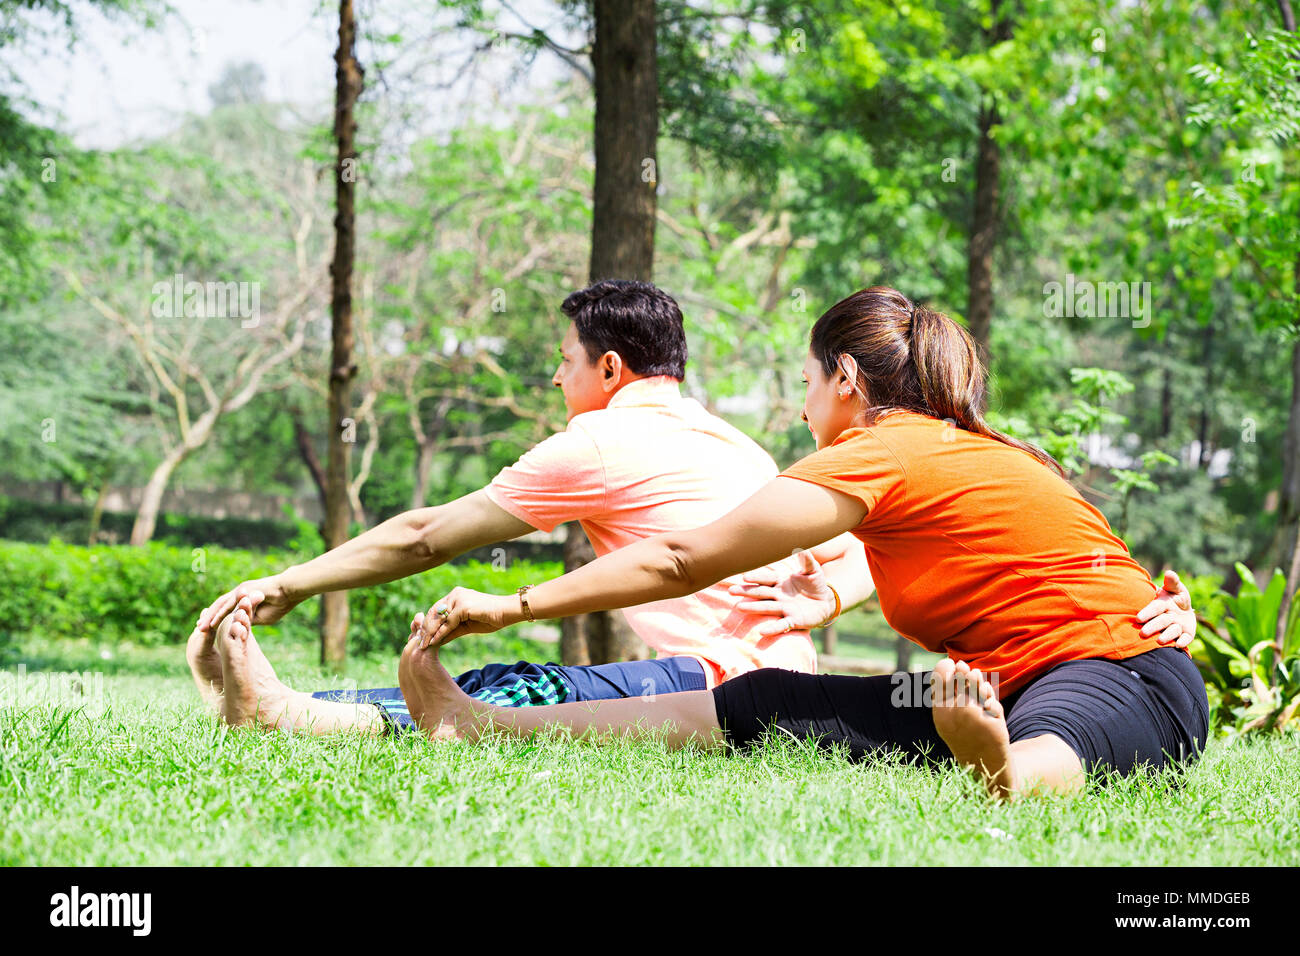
left=197, top=489, right=533, bottom=631
left=419, top=476, right=867, bottom=645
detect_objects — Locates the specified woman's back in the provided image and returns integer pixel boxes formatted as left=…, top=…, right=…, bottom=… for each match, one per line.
left=782, top=410, right=1160, bottom=694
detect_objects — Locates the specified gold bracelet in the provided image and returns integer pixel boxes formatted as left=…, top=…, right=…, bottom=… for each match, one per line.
left=517, top=584, right=535, bottom=622
left=818, top=584, right=842, bottom=628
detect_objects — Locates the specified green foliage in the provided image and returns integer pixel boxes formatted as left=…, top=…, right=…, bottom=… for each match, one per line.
left=0, top=539, right=561, bottom=654
left=1193, top=564, right=1300, bottom=736
left=1180, top=27, right=1300, bottom=333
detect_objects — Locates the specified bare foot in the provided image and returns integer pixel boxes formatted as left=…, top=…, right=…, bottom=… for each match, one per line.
left=186, top=622, right=224, bottom=713
left=930, top=659, right=1015, bottom=800
left=217, top=600, right=294, bottom=729
left=398, top=617, right=476, bottom=741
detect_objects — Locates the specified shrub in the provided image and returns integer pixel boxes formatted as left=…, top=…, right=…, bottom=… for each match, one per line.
left=1192, top=563, right=1300, bottom=735
left=0, top=539, right=561, bottom=654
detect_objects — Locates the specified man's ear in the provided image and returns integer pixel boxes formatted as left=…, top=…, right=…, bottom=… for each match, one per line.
left=601, top=351, right=622, bottom=390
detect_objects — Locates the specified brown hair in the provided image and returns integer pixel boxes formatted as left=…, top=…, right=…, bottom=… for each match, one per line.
left=809, top=286, right=1063, bottom=475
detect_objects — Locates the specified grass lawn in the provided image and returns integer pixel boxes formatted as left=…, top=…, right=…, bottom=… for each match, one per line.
left=2, top=632, right=1297, bottom=866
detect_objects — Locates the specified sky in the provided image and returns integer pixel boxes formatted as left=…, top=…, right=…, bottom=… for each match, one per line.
left=8, top=0, right=580, bottom=149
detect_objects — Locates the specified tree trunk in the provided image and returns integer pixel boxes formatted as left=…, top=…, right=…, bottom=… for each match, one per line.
left=965, top=0, right=1012, bottom=364
left=87, top=475, right=110, bottom=545
left=292, top=411, right=328, bottom=522
left=410, top=395, right=452, bottom=510
left=560, top=525, right=652, bottom=665
left=821, top=624, right=837, bottom=656
left=966, top=98, right=999, bottom=361
left=1278, top=309, right=1300, bottom=641
left=894, top=634, right=913, bottom=672
left=322, top=0, right=362, bottom=668
left=412, top=441, right=436, bottom=510
left=129, top=447, right=187, bottom=545
left=589, top=0, right=657, bottom=282
left=560, top=0, right=658, bottom=666
left=1276, top=0, right=1299, bottom=642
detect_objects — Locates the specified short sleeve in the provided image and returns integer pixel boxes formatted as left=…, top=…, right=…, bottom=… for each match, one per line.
left=779, top=428, right=905, bottom=527
left=485, top=425, right=607, bottom=532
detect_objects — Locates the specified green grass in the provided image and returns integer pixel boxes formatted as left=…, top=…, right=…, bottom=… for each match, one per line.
left=2, top=634, right=1298, bottom=866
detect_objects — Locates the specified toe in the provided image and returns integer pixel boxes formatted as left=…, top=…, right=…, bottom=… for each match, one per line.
left=929, top=660, right=955, bottom=706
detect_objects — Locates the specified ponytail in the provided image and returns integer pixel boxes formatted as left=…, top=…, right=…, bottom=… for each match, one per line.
left=810, top=287, right=1063, bottom=475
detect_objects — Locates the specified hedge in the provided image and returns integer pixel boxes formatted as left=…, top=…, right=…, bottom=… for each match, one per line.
left=0, top=539, right=562, bottom=654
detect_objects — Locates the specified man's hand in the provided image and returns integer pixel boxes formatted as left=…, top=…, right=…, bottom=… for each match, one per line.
left=195, top=575, right=300, bottom=635
left=1137, top=569, right=1197, bottom=649
left=728, top=549, right=837, bottom=636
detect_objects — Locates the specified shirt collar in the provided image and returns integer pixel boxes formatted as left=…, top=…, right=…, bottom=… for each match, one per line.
left=605, top=375, right=684, bottom=410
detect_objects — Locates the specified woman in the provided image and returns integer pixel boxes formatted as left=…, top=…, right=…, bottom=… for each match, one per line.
left=396, top=286, right=1210, bottom=800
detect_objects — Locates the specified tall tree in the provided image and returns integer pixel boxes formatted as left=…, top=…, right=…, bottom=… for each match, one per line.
left=966, top=0, right=1014, bottom=361
left=561, top=0, right=658, bottom=666
left=323, top=0, right=364, bottom=667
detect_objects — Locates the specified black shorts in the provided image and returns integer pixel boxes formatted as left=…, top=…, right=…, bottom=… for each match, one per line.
left=711, top=647, right=1210, bottom=777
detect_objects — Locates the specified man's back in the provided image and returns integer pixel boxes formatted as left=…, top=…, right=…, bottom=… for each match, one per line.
left=486, top=376, right=817, bottom=685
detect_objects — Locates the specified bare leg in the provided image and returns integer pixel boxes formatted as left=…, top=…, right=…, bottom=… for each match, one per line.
left=398, top=623, right=724, bottom=749
left=217, top=599, right=386, bottom=737
left=930, top=659, right=1085, bottom=800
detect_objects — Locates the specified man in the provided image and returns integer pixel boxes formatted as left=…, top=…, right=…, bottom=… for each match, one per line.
left=192, top=280, right=873, bottom=735
left=193, top=280, right=1197, bottom=735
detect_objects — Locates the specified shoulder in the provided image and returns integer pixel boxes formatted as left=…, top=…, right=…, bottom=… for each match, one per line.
left=508, top=423, right=605, bottom=475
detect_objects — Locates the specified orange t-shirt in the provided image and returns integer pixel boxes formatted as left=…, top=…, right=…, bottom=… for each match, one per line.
left=781, top=411, right=1162, bottom=696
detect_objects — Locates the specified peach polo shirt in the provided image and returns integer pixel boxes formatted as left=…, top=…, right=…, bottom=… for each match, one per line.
left=485, top=375, right=818, bottom=686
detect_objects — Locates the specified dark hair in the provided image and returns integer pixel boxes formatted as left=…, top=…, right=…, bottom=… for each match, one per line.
left=809, top=286, right=1063, bottom=475
left=560, top=279, right=688, bottom=380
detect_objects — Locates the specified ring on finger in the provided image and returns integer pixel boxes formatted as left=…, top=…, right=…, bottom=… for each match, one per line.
left=436, top=605, right=450, bottom=620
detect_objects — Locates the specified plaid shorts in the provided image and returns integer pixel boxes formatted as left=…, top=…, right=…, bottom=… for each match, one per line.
left=311, top=656, right=707, bottom=734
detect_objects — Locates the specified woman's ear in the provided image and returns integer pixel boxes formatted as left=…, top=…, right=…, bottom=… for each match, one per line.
left=836, top=354, right=860, bottom=399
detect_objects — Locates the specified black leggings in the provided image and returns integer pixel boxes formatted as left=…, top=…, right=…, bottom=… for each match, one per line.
left=711, top=647, right=1210, bottom=776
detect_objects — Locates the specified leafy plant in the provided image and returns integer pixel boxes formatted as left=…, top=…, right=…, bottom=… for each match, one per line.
left=1192, top=563, right=1300, bottom=735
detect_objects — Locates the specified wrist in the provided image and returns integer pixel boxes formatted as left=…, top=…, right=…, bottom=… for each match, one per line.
left=501, top=592, right=528, bottom=627
left=817, top=584, right=842, bottom=628
left=277, top=566, right=309, bottom=604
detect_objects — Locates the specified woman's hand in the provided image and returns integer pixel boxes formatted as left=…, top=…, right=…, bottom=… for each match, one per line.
left=728, top=549, right=838, bottom=636
left=1136, top=569, right=1197, bottom=649
left=416, top=587, right=519, bottom=648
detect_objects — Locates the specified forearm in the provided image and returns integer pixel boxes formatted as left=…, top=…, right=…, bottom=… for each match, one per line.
left=494, top=477, right=864, bottom=628
left=279, top=509, right=439, bottom=600
left=512, top=533, right=709, bottom=625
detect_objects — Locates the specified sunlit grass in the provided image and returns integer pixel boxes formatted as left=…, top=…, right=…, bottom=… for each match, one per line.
left=1, top=635, right=1296, bottom=866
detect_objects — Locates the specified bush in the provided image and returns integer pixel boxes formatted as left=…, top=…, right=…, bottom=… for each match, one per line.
left=1191, top=563, right=1300, bottom=735
left=0, top=539, right=561, bottom=654
left=0, top=496, right=302, bottom=551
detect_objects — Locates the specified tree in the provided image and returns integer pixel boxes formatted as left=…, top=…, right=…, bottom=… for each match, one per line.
left=0, top=0, right=162, bottom=304
left=557, top=0, right=659, bottom=665
left=1179, top=13, right=1300, bottom=628
left=322, top=0, right=365, bottom=667
left=54, top=119, right=329, bottom=545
